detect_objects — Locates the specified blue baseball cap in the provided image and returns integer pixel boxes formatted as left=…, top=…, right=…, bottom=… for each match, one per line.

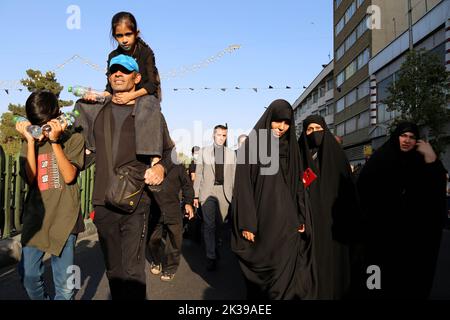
left=109, top=54, right=139, bottom=73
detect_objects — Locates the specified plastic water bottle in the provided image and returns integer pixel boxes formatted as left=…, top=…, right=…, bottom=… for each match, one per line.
left=13, top=115, right=43, bottom=139
left=68, top=85, right=105, bottom=103
left=41, top=110, right=80, bottom=134
left=58, top=110, right=80, bottom=127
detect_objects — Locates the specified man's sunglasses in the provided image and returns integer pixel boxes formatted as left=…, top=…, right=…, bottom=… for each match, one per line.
left=109, top=65, right=134, bottom=75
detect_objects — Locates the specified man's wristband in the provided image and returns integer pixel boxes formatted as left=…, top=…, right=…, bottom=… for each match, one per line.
left=48, top=139, right=59, bottom=144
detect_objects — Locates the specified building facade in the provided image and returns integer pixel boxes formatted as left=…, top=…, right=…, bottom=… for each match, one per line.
left=293, top=0, right=448, bottom=167
left=368, top=0, right=449, bottom=168
left=333, top=0, right=446, bottom=165
left=292, top=61, right=334, bottom=138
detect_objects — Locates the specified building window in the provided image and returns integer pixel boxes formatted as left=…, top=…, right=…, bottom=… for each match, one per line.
left=345, top=60, right=357, bottom=79
left=345, top=30, right=357, bottom=51
left=345, top=2, right=356, bottom=24
left=356, top=15, right=369, bottom=38
left=336, top=71, right=345, bottom=87
left=319, top=85, right=325, bottom=98
left=312, top=91, right=318, bottom=103
left=357, top=0, right=364, bottom=8
left=378, top=74, right=394, bottom=102
left=336, top=0, right=343, bottom=8
left=357, top=79, right=370, bottom=99
left=346, top=117, right=357, bottom=134
left=377, top=103, right=398, bottom=123
left=357, top=47, right=370, bottom=69
left=336, top=123, right=345, bottom=136
left=335, top=16, right=345, bottom=35
left=326, top=78, right=334, bottom=91
left=336, top=44, right=345, bottom=60
left=346, top=89, right=357, bottom=106
left=327, top=103, right=334, bottom=115
left=429, top=43, right=446, bottom=65
left=358, top=110, right=370, bottom=129
left=336, top=97, right=345, bottom=113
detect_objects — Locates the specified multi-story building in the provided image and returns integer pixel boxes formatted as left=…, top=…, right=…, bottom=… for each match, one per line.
left=368, top=0, right=449, bottom=168
left=333, top=0, right=447, bottom=165
left=293, top=61, right=335, bottom=138
left=294, top=0, right=448, bottom=167
left=333, top=0, right=373, bottom=164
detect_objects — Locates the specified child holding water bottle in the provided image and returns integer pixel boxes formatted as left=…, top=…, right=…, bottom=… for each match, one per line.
left=16, top=90, right=85, bottom=300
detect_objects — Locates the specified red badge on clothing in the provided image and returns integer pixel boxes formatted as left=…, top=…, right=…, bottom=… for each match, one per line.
left=302, top=168, right=317, bottom=188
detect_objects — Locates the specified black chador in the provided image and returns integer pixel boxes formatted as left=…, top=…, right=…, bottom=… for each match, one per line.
left=357, top=122, right=447, bottom=299
left=231, top=99, right=306, bottom=300
left=298, top=115, right=361, bottom=299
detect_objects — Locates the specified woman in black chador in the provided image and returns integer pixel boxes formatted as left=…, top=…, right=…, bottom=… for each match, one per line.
left=231, top=99, right=307, bottom=300
left=357, top=121, right=447, bottom=299
left=297, top=115, right=361, bottom=299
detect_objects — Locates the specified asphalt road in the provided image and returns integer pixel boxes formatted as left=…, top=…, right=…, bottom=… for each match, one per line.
left=0, top=224, right=247, bottom=300
left=1, top=228, right=449, bottom=300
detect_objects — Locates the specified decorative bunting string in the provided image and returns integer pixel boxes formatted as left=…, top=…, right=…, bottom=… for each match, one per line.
left=171, top=86, right=299, bottom=92
left=0, top=85, right=301, bottom=95
left=0, top=44, right=242, bottom=94
left=161, top=44, right=241, bottom=80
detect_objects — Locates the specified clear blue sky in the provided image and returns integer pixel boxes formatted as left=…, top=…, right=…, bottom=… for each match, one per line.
left=0, top=0, right=333, bottom=155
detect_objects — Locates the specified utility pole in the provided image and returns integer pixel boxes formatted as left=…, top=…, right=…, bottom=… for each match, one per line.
left=407, top=0, right=414, bottom=51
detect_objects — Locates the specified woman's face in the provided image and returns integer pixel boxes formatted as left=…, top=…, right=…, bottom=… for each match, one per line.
left=114, top=22, right=138, bottom=52
left=306, top=123, right=324, bottom=135
left=271, top=120, right=290, bottom=138
left=398, top=132, right=417, bottom=152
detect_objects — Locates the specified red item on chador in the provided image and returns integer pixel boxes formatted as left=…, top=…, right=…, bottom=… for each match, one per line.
left=302, top=168, right=317, bottom=188
left=89, top=211, right=95, bottom=221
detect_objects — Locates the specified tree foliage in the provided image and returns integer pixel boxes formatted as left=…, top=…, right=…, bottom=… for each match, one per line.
left=0, top=70, right=73, bottom=155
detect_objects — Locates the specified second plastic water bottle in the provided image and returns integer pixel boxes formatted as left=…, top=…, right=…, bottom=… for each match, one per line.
left=68, top=85, right=105, bottom=103
left=13, top=115, right=42, bottom=139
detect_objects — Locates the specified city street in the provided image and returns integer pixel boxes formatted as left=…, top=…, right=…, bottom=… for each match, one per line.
left=1, top=227, right=449, bottom=300
left=0, top=224, right=247, bottom=300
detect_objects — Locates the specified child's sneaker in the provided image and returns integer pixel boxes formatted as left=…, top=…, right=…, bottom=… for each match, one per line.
left=160, top=272, right=175, bottom=282
left=150, top=262, right=162, bottom=275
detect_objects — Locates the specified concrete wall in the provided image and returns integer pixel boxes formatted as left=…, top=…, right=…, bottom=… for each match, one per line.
left=371, top=0, right=443, bottom=56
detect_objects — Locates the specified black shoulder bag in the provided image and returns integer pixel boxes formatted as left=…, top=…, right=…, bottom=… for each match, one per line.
left=103, top=106, right=145, bottom=213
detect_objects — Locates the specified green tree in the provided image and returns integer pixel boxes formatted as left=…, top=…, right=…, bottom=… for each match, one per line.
left=383, top=49, right=450, bottom=155
left=0, top=69, right=73, bottom=155
left=177, top=152, right=191, bottom=168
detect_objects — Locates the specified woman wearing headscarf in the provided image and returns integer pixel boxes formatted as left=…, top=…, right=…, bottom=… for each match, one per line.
left=231, top=99, right=307, bottom=300
left=357, top=121, right=447, bottom=299
left=297, top=115, right=361, bottom=299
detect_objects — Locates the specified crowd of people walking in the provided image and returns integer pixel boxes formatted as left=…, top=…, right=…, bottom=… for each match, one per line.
left=13, top=11, right=448, bottom=301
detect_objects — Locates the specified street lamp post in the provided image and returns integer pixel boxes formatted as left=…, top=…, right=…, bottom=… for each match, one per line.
left=407, top=0, right=414, bottom=51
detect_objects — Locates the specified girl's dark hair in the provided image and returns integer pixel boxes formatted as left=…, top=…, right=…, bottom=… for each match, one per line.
left=25, top=91, right=60, bottom=125
left=110, top=11, right=138, bottom=42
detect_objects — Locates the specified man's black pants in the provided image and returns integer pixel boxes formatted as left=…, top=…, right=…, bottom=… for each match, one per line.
left=94, top=200, right=149, bottom=300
